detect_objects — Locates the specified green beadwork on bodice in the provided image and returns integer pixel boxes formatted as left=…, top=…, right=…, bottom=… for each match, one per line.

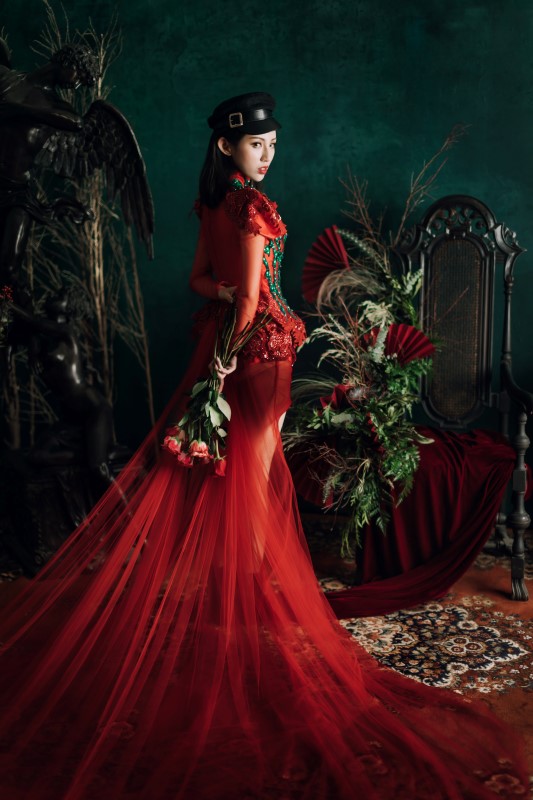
left=262, top=235, right=297, bottom=319
left=229, top=176, right=253, bottom=191
left=209, top=175, right=307, bottom=364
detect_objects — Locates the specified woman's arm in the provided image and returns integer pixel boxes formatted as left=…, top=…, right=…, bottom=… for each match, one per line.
left=233, top=232, right=264, bottom=337
left=213, top=232, right=263, bottom=383
left=188, top=226, right=221, bottom=301
left=188, top=215, right=264, bottom=334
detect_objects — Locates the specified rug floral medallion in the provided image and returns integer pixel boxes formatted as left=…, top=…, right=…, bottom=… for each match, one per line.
left=316, top=529, right=533, bottom=774
left=337, top=594, right=531, bottom=695
left=317, top=532, right=533, bottom=697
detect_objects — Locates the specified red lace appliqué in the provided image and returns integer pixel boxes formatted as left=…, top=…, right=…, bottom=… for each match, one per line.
left=241, top=297, right=306, bottom=366
left=225, top=187, right=284, bottom=237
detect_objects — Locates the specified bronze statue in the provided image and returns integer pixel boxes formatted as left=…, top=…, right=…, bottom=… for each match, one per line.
left=10, top=286, right=115, bottom=489
left=0, top=36, right=153, bottom=566
left=0, top=38, right=154, bottom=293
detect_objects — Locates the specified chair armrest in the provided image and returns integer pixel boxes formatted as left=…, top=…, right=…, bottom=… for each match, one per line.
left=501, top=362, right=533, bottom=414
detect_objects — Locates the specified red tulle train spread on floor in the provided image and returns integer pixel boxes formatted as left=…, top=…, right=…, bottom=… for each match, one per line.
left=0, top=328, right=528, bottom=798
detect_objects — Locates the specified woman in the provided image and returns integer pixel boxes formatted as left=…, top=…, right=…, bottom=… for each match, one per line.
left=0, top=93, right=528, bottom=799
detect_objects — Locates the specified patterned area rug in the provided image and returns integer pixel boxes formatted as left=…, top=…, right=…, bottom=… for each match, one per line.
left=305, top=518, right=533, bottom=773
left=340, top=594, right=531, bottom=694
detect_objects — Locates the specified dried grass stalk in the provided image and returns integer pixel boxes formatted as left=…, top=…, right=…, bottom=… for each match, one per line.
left=7, top=2, right=154, bottom=446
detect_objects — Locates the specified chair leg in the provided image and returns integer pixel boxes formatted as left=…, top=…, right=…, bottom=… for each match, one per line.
left=510, top=529, right=528, bottom=601
left=486, top=510, right=512, bottom=555
left=508, top=412, right=530, bottom=601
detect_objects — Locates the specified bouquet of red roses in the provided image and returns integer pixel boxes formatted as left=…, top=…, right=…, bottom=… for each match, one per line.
left=162, top=305, right=268, bottom=477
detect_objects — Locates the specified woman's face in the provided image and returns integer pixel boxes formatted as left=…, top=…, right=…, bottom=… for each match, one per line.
left=218, top=131, right=277, bottom=182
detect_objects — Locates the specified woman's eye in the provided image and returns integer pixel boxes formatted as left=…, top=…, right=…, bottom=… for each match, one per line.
left=270, top=143, right=276, bottom=148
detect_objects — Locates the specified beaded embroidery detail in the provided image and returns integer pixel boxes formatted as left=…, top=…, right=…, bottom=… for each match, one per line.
left=229, top=176, right=253, bottom=191
left=225, top=175, right=284, bottom=238
left=224, top=174, right=306, bottom=365
left=263, top=235, right=299, bottom=319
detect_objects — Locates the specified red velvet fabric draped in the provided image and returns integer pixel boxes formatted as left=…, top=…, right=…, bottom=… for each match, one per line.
left=289, top=426, right=523, bottom=618
left=0, top=322, right=528, bottom=797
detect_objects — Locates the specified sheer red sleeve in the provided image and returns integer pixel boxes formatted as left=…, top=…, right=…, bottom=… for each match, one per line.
left=233, top=232, right=265, bottom=339
left=224, top=186, right=285, bottom=343
left=188, top=223, right=221, bottom=301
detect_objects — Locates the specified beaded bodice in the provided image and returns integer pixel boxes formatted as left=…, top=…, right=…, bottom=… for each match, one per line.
left=225, top=174, right=306, bottom=364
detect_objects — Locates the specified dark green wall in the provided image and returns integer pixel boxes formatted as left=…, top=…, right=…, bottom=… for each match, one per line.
left=2, top=0, right=533, bottom=445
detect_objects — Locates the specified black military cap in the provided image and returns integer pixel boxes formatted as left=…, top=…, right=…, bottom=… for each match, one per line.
left=208, top=92, right=281, bottom=135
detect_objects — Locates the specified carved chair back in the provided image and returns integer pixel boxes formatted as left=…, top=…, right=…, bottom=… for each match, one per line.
left=397, top=195, right=524, bottom=433
left=397, top=195, right=532, bottom=602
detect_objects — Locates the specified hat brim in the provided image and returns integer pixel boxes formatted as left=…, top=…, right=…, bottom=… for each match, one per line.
left=240, top=117, right=282, bottom=135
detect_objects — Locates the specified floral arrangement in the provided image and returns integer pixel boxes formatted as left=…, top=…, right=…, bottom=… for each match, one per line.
left=162, top=305, right=268, bottom=476
left=285, top=127, right=465, bottom=551
left=285, top=268, right=435, bottom=551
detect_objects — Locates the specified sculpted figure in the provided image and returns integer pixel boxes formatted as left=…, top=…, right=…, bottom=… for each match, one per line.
left=10, top=286, right=115, bottom=489
left=0, top=37, right=154, bottom=293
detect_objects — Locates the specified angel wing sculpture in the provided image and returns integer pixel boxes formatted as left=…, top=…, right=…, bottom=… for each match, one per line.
left=37, top=99, right=154, bottom=258
left=0, top=40, right=154, bottom=291
left=0, top=36, right=11, bottom=69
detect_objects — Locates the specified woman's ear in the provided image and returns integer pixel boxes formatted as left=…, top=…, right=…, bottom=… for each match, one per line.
left=217, top=136, right=233, bottom=157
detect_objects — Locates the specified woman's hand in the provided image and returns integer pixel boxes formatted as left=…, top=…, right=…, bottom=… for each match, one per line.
left=211, top=355, right=237, bottom=391
left=217, top=284, right=237, bottom=303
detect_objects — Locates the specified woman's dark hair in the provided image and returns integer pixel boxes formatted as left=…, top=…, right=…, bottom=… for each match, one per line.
left=199, top=93, right=279, bottom=207
left=198, top=129, right=247, bottom=209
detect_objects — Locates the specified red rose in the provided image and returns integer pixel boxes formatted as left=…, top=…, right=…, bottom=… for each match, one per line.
left=189, top=440, right=211, bottom=460
left=176, top=452, right=193, bottom=468
left=163, top=436, right=181, bottom=456
left=166, top=424, right=184, bottom=439
left=212, top=458, right=227, bottom=477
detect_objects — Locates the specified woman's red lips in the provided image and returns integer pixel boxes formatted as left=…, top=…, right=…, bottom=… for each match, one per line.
left=258, top=166, right=269, bottom=174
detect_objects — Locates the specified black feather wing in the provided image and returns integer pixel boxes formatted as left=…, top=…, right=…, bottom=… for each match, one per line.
left=37, top=99, right=154, bottom=258
left=0, top=38, right=11, bottom=69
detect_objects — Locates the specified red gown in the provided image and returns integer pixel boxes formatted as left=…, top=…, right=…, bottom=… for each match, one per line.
left=0, top=173, right=528, bottom=799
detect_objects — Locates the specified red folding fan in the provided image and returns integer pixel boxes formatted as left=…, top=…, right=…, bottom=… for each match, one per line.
left=385, top=323, right=435, bottom=365
left=302, top=225, right=350, bottom=304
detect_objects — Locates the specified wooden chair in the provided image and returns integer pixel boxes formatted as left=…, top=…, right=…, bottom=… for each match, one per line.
left=397, top=195, right=533, bottom=600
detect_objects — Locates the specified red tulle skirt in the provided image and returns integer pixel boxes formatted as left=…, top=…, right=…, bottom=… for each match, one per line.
left=0, top=323, right=528, bottom=799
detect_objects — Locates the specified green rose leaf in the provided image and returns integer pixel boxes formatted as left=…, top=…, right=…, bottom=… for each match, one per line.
left=191, top=380, right=209, bottom=397
left=209, top=406, right=224, bottom=427
left=216, top=394, right=232, bottom=420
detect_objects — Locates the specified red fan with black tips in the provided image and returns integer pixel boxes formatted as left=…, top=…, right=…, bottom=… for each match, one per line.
left=385, top=323, right=435, bottom=365
left=302, top=225, right=350, bottom=303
